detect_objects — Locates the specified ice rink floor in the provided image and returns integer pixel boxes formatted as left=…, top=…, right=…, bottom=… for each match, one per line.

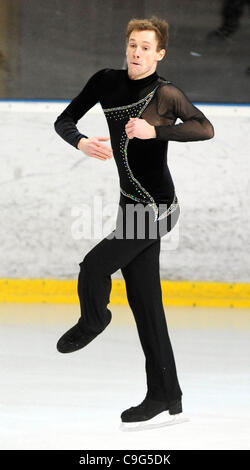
left=0, top=302, right=250, bottom=450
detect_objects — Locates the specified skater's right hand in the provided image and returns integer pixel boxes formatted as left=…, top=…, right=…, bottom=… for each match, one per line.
left=77, top=136, right=113, bottom=161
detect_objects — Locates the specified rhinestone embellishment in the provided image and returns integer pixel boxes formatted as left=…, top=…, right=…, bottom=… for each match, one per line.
left=103, top=87, right=161, bottom=220
left=103, top=83, right=179, bottom=222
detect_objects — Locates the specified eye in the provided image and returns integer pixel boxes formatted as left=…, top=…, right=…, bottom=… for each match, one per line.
left=129, top=44, right=149, bottom=50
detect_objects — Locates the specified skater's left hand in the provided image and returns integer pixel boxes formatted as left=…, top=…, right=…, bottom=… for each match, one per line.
left=125, top=117, right=156, bottom=140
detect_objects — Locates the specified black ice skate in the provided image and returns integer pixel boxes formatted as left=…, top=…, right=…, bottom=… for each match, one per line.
left=56, top=316, right=111, bottom=353
left=119, top=396, right=189, bottom=432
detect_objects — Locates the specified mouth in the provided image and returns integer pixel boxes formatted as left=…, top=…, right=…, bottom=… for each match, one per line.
left=131, top=62, right=141, bottom=66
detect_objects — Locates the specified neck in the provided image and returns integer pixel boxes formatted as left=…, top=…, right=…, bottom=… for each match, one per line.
left=125, top=67, right=159, bottom=87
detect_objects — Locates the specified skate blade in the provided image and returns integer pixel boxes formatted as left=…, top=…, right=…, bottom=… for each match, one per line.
left=119, top=412, right=190, bottom=432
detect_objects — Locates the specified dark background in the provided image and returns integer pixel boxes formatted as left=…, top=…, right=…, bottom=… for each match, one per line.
left=0, top=0, right=249, bottom=102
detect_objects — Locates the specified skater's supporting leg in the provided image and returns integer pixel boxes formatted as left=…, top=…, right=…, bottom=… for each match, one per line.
left=121, top=238, right=182, bottom=403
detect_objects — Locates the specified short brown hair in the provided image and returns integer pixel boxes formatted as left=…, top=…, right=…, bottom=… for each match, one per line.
left=126, top=15, right=169, bottom=52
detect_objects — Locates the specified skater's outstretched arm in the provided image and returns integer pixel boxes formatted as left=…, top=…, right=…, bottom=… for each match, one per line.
left=154, top=84, right=215, bottom=142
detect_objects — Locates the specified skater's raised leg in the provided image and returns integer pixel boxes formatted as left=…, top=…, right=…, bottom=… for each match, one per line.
left=56, top=226, right=158, bottom=354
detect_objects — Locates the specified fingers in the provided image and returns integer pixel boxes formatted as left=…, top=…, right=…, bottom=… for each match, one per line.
left=92, top=153, right=108, bottom=161
left=125, top=124, right=134, bottom=139
left=125, top=119, right=135, bottom=136
left=126, top=121, right=133, bottom=129
left=94, top=141, right=113, bottom=158
left=126, top=117, right=139, bottom=138
left=93, top=149, right=112, bottom=159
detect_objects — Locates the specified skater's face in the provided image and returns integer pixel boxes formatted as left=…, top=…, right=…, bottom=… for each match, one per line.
left=126, top=29, right=166, bottom=80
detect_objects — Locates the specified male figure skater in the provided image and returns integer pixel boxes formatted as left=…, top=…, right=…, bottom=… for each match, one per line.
left=54, top=15, right=214, bottom=430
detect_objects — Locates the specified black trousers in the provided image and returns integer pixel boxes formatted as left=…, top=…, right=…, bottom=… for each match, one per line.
left=76, top=192, right=183, bottom=403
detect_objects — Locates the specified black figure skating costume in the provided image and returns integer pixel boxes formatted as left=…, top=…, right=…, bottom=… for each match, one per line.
left=54, top=67, right=214, bottom=428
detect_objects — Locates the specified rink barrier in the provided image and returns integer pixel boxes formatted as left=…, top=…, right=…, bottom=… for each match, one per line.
left=0, top=279, right=250, bottom=308
left=0, top=99, right=250, bottom=115
left=0, top=100, right=249, bottom=309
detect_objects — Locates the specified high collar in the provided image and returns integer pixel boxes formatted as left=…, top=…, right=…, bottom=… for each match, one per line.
left=125, top=67, right=159, bottom=88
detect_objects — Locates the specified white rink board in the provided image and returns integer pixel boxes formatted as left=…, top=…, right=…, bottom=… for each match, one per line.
left=0, top=101, right=249, bottom=281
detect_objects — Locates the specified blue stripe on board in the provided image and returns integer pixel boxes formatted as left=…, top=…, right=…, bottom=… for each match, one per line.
left=0, top=98, right=250, bottom=106
left=0, top=99, right=72, bottom=103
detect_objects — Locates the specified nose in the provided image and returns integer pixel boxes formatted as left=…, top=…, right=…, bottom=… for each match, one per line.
left=133, top=46, right=140, bottom=57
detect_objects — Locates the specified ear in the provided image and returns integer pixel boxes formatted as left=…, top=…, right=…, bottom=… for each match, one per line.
left=157, top=52, right=165, bottom=62
left=159, top=49, right=166, bottom=60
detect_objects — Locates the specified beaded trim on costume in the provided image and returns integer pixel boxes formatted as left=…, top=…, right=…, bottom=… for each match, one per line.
left=120, top=189, right=179, bottom=221
left=103, top=81, right=176, bottom=222
left=102, top=93, right=155, bottom=112
left=103, top=86, right=161, bottom=220
left=157, top=193, right=179, bottom=221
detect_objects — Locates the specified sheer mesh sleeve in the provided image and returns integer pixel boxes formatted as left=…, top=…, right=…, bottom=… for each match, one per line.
left=154, top=83, right=215, bottom=142
left=54, top=68, right=109, bottom=149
